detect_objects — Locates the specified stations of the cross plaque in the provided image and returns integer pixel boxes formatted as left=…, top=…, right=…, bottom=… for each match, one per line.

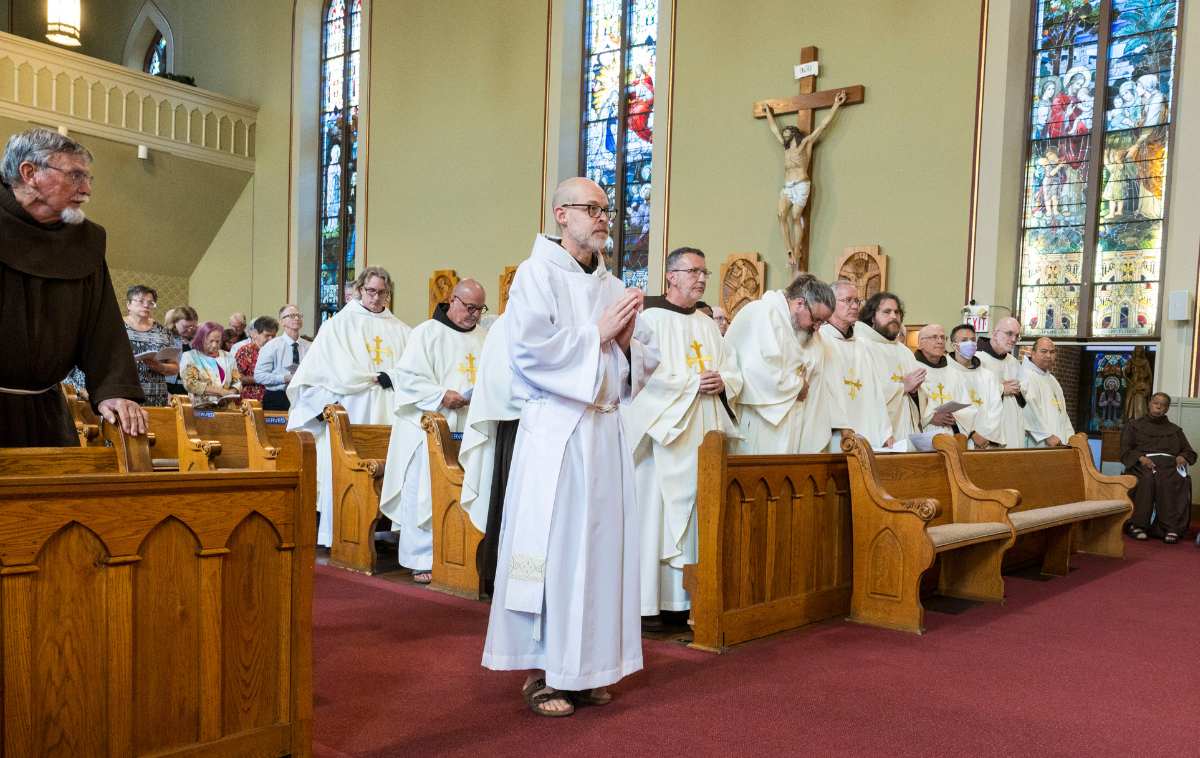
left=753, top=46, right=865, bottom=278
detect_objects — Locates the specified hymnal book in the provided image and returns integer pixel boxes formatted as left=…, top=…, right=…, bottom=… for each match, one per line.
left=933, top=401, right=971, bottom=414
left=135, top=347, right=181, bottom=362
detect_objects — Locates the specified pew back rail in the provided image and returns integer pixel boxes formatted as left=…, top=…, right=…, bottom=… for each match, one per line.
left=324, top=404, right=390, bottom=574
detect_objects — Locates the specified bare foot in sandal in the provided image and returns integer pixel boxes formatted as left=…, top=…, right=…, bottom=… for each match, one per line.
left=571, top=687, right=612, bottom=706
left=412, top=570, right=432, bottom=584
left=523, top=672, right=573, bottom=716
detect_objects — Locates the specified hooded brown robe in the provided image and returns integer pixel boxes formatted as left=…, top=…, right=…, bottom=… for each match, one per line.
left=0, top=182, right=143, bottom=447
left=1120, top=414, right=1196, bottom=537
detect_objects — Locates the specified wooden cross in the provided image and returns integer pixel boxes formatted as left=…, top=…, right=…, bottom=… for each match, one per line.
left=752, top=46, right=865, bottom=276
left=1052, top=395, right=1063, bottom=413
left=844, top=368, right=862, bottom=400
left=686, top=340, right=712, bottom=373
left=458, top=353, right=478, bottom=384
left=968, top=388, right=983, bottom=407
left=931, top=383, right=951, bottom=404
left=365, top=336, right=393, bottom=366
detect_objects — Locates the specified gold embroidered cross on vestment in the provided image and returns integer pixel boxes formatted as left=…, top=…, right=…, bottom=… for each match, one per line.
left=686, top=340, right=712, bottom=373
left=366, top=336, right=393, bottom=366
left=844, top=368, right=862, bottom=400
left=458, top=353, right=478, bottom=384
left=931, top=383, right=951, bottom=404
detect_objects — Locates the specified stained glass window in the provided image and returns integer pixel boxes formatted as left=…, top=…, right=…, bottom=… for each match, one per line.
left=1018, top=0, right=1178, bottom=338
left=581, top=0, right=658, bottom=290
left=143, top=31, right=166, bottom=76
left=318, top=0, right=362, bottom=325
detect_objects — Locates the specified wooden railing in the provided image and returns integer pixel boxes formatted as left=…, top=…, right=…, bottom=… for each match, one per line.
left=0, top=31, right=257, bottom=172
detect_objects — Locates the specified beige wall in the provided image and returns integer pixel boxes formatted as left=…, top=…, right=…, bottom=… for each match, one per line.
left=667, top=0, right=983, bottom=332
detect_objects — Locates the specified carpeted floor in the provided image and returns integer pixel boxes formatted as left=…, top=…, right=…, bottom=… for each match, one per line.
left=312, top=537, right=1200, bottom=757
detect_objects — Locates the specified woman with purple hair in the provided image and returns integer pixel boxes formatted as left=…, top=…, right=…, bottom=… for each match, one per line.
left=178, top=321, right=242, bottom=408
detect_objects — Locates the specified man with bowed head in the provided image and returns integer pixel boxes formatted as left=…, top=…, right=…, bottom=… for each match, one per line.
left=976, top=316, right=1028, bottom=448
left=482, top=177, right=659, bottom=717
left=1022, top=337, right=1074, bottom=448
left=818, top=281, right=895, bottom=450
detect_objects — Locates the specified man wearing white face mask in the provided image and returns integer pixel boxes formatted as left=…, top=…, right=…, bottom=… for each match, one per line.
left=975, top=317, right=1028, bottom=448
left=943, top=324, right=1004, bottom=448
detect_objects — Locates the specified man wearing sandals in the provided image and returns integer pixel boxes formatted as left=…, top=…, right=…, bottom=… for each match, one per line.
left=1121, top=392, right=1195, bottom=545
left=481, top=177, right=659, bottom=717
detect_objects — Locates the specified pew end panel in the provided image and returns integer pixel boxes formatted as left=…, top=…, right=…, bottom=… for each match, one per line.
left=100, top=419, right=155, bottom=473
left=145, top=406, right=180, bottom=469
left=423, top=412, right=484, bottom=600
left=62, top=383, right=103, bottom=447
left=690, top=431, right=854, bottom=652
left=1069, top=433, right=1136, bottom=558
left=170, top=395, right=221, bottom=471
left=0, top=429, right=316, bottom=758
left=323, top=404, right=389, bottom=575
left=241, top=399, right=282, bottom=471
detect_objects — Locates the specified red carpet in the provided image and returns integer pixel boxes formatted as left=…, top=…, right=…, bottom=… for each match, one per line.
left=313, top=538, right=1200, bottom=757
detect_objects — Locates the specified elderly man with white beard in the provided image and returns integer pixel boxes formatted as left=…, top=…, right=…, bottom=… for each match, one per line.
left=818, top=281, right=896, bottom=451
left=625, top=247, right=742, bottom=631
left=482, top=177, right=659, bottom=718
left=976, top=316, right=1028, bottom=447
left=724, top=272, right=836, bottom=454
left=857, top=292, right=924, bottom=444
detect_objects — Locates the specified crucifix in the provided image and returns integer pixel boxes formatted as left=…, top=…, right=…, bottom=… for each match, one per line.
left=753, top=47, right=865, bottom=278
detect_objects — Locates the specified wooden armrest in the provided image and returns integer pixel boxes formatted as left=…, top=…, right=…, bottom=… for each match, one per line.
left=1069, top=433, right=1136, bottom=499
left=171, top=394, right=221, bottom=470
left=354, top=457, right=386, bottom=479
left=322, top=403, right=386, bottom=479
left=841, top=434, right=941, bottom=522
left=421, top=412, right=464, bottom=480
left=932, top=433, right=1021, bottom=524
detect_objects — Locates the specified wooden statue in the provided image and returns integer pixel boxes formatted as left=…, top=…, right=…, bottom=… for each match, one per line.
left=499, top=266, right=519, bottom=314
left=1122, top=346, right=1152, bottom=420
left=833, top=245, right=888, bottom=302
left=753, top=46, right=865, bottom=276
left=719, top=253, right=766, bottom=318
left=429, top=270, right=459, bottom=318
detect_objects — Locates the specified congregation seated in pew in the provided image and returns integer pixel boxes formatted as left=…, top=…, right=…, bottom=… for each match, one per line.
left=179, top=321, right=243, bottom=408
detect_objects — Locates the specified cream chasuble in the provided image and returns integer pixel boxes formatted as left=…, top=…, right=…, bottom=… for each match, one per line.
left=379, top=310, right=486, bottom=571
left=916, top=353, right=1003, bottom=446
left=460, top=313, right=523, bottom=533
left=1021, top=356, right=1074, bottom=447
left=818, top=323, right=893, bottom=450
left=624, top=301, right=742, bottom=615
left=977, top=342, right=1028, bottom=448
left=483, top=234, right=659, bottom=692
left=286, top=299, right=411, bottom=547
left=724, top=290, right=829, bottom=454
left=856, top=324, right=922, bottom=443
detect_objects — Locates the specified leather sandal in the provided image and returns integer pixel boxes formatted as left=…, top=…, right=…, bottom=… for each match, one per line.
left=569, top=688, right=613, bottom=707
left=1129, top=527, right=1148, bottom=541
left=522, top=678, right=574, bottom=717
left=412, top=570, right=432, bottom=584
left=1164, top=533, right=1179, bottom=544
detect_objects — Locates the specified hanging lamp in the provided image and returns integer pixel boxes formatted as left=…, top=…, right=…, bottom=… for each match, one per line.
left=46, top=0, right=82, bottom=47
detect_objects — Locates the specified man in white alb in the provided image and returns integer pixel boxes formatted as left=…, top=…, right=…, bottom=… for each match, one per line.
left=856, top=291, right=924, bottom=445
left=819, top=281, right=895, bottom=450
left=379, top=280, right=487, bottom=583
left=976, top=316, right=1028, bottom=448
left=482, top=177, right=659, bottom=718
left=915, top=324, right=1002, bottom=447
left=256, top=304, right=312, bottom=412
left=286, top=267, right=411, bottom=547
left=723, top=272, right=835, bottom=454
left=1022, top=337, right=1074, bottom=447
left=626, top=247, right=742, bottom=630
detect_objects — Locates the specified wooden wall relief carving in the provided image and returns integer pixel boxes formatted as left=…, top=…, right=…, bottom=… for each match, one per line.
left=720, top=253, right=766, bottom=318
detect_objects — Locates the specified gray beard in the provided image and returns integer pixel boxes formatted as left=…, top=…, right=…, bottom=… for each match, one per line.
left=60, top=207, right=86, bottom=224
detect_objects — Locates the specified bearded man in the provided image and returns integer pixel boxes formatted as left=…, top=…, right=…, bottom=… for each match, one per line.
left=857, top=292, right=924, bottom=444
left=0, top=128, right=146, bottom=446
left=724, top=273, right=835, bottom=454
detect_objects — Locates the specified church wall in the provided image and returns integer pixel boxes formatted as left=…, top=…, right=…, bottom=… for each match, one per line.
left=359, top=0, right=548, bottom=325
left=666, top=0, right=983, bottom=331
left=190, top=178, right=256, bottom=326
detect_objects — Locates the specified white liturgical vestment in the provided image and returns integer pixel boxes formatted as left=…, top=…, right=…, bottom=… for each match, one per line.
left=379, top=307, right=486, bottom=571
left=818, top=323, right=893, bottom=449
left=856, top=323, right=922, bottom=443
left=977, top=340, right=1028, bottom=448
left=286, top=299, right=411, bottom=547
left=1021, top=356, right=1074, bottom=447
left=460, top=313, right=523, bottom=533
left=917, top=352, right=1004, bottom=446
left=724, top=290, right=829, bottom=454
left=624, top=299, right=742, bottom=615
left=482, top=234, right=659, bottom=691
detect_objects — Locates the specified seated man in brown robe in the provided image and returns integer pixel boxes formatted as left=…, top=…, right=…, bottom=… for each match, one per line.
left=1120, top=392, right=1195, bottom=544
left=0, top=128, right=146, bottom=446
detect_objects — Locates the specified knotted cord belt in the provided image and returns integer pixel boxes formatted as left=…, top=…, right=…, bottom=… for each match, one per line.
left=0, top=385, right=56, bottom=395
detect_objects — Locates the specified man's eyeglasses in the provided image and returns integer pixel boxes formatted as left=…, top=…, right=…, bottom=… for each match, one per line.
left=919, top=335, right=947, bottom=342
left=360, top=287, right=388, bottom=298
left=129, top=299, right=156, bottom=308
left=453, top=295, right=488, bottom=316
left=281, top=312, right=302, bottom=320
left=995, top=329, right=1020, bottom=339
left=561, top=203, right=612, bottom=219
left=42, top=165, right=94, bottom=186
left=836, top=297, right=864, bottom=307
left=668, top=268, right=712, bottom=278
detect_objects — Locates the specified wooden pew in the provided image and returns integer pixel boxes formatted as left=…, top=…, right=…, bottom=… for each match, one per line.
left=0, top=419, right=153, bottom=475
left=951, top=432, right=1135, bottom=575
left=422, top=412, right=485, bottom=599
left=842, top=433, right=1018, bottom=634
left=0, top=429, right=316, bottom=758
left=324, top=404, right=391, bottom=574
left=686, top=431, right=855, bottom=653
left=62, top=384, right=103, bottom=447
left=168, top=396, right=288, bottom=471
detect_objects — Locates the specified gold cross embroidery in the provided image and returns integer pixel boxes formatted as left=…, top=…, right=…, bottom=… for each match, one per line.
left=931, top=383, right=951, bottom=404
left=844, top=368, right=862, bottom=400
left=686, top=340, right=712, bottom=373
left=969, top=388, right=983, bottom=407
left=1052, top=394, right=1063, bottom=413
left=458, top=353, right=478, bottom=384
left=365, top=336, right=393, bottom=366
left=890, top=363, right=904, bottom=383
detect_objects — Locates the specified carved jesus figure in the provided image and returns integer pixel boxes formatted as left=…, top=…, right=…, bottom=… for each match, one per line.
left=763, top=89, right=847, bottom=272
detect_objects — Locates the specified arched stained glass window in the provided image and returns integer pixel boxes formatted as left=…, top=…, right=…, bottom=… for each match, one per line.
left=581, top=0, right=658, bottom=290
left=143, top=31, right=166, bottom=75
left=1018, top=0, right=1179, bottom=339
left=318, top=0, right=362, bottom=325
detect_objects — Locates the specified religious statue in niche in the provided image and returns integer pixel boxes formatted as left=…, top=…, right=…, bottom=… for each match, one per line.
left=1122, top=346, right=1152, bottom=420
left=720, top=253, right=766, bottom=318
left=832, top=245, right=888, bottom=302
left=429, top=270, right=459, bottom=318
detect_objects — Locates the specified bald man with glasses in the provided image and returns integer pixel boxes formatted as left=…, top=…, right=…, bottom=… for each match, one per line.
left=976, top=316, right=1029, bottom=448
